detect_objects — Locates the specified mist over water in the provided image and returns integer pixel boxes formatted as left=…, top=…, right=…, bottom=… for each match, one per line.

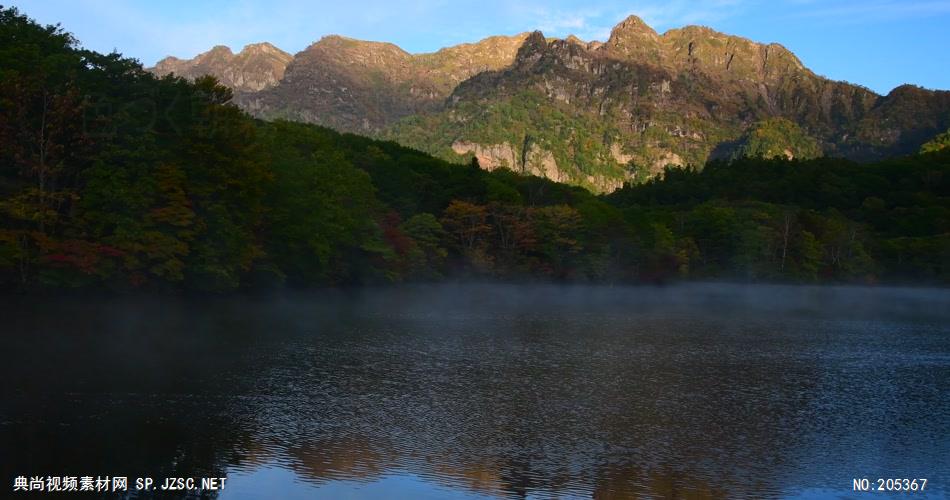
left=2, top=284, right=949, bottom=498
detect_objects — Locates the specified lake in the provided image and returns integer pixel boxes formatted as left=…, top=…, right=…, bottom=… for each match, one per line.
left=2, top=284, right=948, bottom=499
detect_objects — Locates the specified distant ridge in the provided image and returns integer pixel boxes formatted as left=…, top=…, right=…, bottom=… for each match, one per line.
left=152, top=42, right=292, bottom=92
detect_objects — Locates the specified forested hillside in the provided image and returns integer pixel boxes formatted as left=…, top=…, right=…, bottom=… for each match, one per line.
left=1, top=7, right=948, bottom=291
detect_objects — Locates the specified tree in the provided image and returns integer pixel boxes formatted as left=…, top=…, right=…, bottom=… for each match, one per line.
left=440, top=200, right=494, bottom=273
left=920, top=128, right=950, bottom=154
left=502, top=205, right=585, bottom=279
left=401, top=213, right=448, bottom=279
left=260, top=121, right=381, bottom=286
left=441, top=200, right=491, bottom=251
left=0, top=6, right=90, bottom=285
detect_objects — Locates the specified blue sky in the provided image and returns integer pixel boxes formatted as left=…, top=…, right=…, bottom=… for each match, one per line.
left=11, top=0, right=950, bottom=94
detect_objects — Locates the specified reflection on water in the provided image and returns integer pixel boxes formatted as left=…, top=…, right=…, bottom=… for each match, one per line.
left=2, top=284, right=949, bottom=499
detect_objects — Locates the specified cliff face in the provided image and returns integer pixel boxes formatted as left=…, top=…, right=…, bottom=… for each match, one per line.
left=150, top=16, right=950, bottom=193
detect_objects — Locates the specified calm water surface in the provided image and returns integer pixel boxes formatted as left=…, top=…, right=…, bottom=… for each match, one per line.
left=2, top=284, right=949, bottom=499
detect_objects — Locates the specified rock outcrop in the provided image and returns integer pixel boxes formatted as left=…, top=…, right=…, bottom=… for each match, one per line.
left=451, top=140, right=567, bottom=184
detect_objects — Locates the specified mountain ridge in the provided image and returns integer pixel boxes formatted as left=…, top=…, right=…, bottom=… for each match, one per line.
left=148, top=15, right=950, bottom=192
left=231, top=32, right=531, bottom=132
left=153, top=42, right=293, bottom=93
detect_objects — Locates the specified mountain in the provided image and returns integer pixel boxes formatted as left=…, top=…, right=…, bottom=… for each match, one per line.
left=235, top=33, right=530, bottom=132
left=388, top=20, right=950, bottom=191
left=152, top=42, right=292, bottom=92
left=150, top=16, right=950, bottom=192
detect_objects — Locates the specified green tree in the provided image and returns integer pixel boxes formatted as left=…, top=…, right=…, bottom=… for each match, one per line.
left=260, top=121, right=381, bottom=285
left=920, top=128, right=950, bottom=154
left=401, top=213, right=448, bottom=279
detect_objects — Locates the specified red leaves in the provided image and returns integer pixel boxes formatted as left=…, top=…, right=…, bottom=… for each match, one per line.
left=97, top=245, right=124, bottom=258
left=380, top=211, right=413, bottom=257
left=39, top=239, right=125, bottom=274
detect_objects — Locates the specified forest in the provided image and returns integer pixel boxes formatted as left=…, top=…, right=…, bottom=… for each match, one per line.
left=1, top=7, right=948, bottom=292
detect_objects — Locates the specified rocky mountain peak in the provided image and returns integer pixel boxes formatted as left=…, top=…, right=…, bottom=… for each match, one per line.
left=197, top=45, right=234, bottom=63
left=415, top=33, right=530, bottom=89
left=150, top=42, right=291, bottom=93
left=423, top=33, right=529, bottom=66
left=887, top=83, right=932, bottom=98
left=564, top=34, right=586, bottom=46
left=310, top=34, right=350, bottom=45
left=657, top=25, right=806, bottom=81
left=611, top=14, right=658, bottom=38
left=153, top=55, right=181, bottom=68
left=604, top=15, right=661, bottom=63
left=240, top=42, right=286, bottom=56
left=309, top=35, right=409, bottom=55
left=298, top=35, right=413, bottom=78
left=515, top=30, right=548, bottom=63
left=667, top=24, right=718, bottom=37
